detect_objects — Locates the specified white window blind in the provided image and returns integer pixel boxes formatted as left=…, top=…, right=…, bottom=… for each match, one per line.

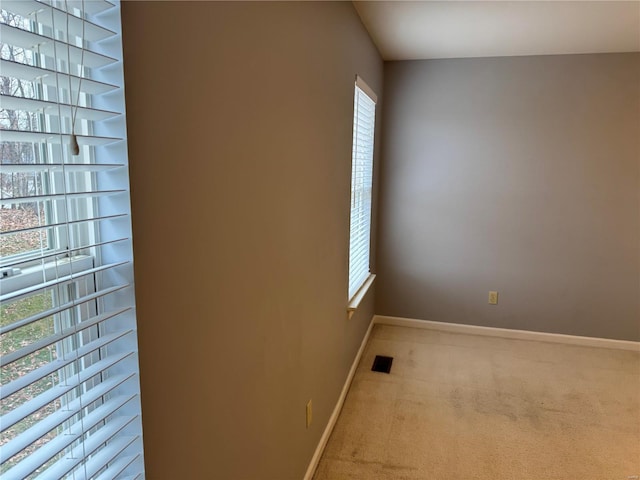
left=0, top=1, right=144, bottom=479
left=348, top=76, right=377, bottom=300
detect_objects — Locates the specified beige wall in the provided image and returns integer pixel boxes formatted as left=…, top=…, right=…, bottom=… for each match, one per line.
left=377, top=53, right=640, bottom=341
left=121, top=2, right=382, bottom=478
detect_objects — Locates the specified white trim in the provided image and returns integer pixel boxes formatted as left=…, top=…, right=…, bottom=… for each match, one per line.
left=0, top=255, right=94, bottom=298
left=347, top=274, right=376, bottom=319
left=303, top=315, right=376, bottom=480
left=355, top=74, right=377, bottom=104
left=374, top=315, right=640, bottom=352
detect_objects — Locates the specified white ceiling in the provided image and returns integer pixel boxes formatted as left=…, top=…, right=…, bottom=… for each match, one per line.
left=353, top=1, right=640, bottom=61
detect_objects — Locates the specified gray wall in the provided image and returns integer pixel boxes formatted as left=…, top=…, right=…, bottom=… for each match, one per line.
left=377, top=53, right=640, bottom=341
left=121, top=2, right=382, bottom=478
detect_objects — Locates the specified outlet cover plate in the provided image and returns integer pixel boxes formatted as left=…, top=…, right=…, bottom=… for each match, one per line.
left=489, top=291, right=499, bottom=305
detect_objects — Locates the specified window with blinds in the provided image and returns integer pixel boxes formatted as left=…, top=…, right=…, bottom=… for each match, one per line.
left=348, top=76, right=377, bottom=300
left=0, top=1, right=144, bottom=479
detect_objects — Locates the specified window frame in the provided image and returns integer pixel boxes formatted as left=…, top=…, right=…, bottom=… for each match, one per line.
left=347, top=75, right=377, bottom=315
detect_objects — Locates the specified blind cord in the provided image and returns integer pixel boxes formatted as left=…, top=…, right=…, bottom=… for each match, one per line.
left=65, top=0, right=86, bottom=156
left=57, top=2, right=88, bottom=475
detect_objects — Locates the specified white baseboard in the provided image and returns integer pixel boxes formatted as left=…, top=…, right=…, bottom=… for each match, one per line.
left=303, top=316, right=375, bottom=480
left=374, top=315, right=640, bottom=352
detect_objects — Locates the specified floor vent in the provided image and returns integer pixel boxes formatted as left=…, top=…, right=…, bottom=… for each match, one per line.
left=371, top=355, right=393, bottom=374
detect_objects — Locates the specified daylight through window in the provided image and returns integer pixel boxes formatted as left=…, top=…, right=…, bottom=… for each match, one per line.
left=0, top=1, right=144, bottom=478
left=348, top=76, right=377, bottom=300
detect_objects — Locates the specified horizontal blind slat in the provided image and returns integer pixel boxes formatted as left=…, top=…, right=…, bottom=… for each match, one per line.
left=0, top=129, right=122, bottom=145
left=0, top=162, right=124, bottom=174
left=2, top=0, right=115, bottom=18
left=0, top=237, right=128, bottom=272
left=0, top=282, right=129, bottom=336
left=0, top=94, right=120, bottom=122
left=1, top=327, right=134, bottom=399
left=1, top=306, right=131, bottom=367
left=350, top=255, right=370, bottom=273
left=0, top=259, right=130, bottom=303
left=0, top=212, right=127, bottom=238
left=9, top=416, right=135, bottom=480
left=92, top=454, right=140, bottom=480
left=349, top=244, right=370, bottom=261
left=34, top=424, right=137, bottom=480
left=63, top=0, right=116, bottom=16
left=1, top=377, right=135, bottom=464
left=1, top=0, right=116, bottom=42
left=0, top=24, right=118, bottom=69
left=67, top=432, right=138, bottom=480
left=0, top=59, right=118, bottom=95
left=1, top=367, right=135, bottom=438
left=349, top=254, right=371, bottom=272
left=0, top=188, right=126, bottom=207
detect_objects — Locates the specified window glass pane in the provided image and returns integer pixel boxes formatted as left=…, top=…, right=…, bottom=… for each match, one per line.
left=0, top=292, right=58, bottom=475
left=0, top=206, right=49, bottom=257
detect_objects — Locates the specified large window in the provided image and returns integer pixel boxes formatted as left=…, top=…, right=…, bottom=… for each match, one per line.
left=0, top=1, right=144, bottom=478
left=348, top=76, right=377, bottom=301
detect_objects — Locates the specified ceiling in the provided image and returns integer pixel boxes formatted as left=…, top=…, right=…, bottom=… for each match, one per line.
left=353, top=1, right=640, bottom=61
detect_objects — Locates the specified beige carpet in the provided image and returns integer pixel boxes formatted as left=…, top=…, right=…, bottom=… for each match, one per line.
left=314, top=324, right=640, bottom=480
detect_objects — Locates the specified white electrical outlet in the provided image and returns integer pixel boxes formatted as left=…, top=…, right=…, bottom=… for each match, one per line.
left=488, top=291, right=498, bottom=305
left=306, top=400, right=312, bottom=428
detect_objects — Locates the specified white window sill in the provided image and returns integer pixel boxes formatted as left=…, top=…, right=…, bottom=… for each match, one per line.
left=347, top=274, right=376, bottom=319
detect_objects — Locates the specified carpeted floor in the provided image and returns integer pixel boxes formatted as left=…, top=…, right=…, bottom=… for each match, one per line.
left=314, top=324, right=640, bottom=480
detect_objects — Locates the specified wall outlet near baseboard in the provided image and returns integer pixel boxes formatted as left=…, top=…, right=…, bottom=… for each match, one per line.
left=306, top=399, right=312, bottom=428
left=488, top=291, right=498, bottom=305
